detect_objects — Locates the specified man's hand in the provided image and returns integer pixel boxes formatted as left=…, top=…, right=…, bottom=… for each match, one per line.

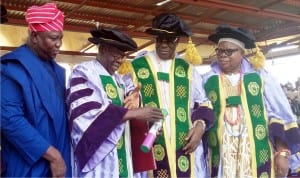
left=183, top=121, right=205, bottom=154
left=43, top=146, right=66, bottom=178
left=123, top=106, right=164, bottom=122
left=274, top=137, right=290, bottom=178
left=274, top=153, right=289, bottom=177
left=124, top=83, right=141, bottom=109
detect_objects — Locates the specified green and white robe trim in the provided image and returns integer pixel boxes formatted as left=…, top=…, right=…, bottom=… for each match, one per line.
left=100, top=75, right=129, bottom=178
left=204, top=73, right=274, bottom=178
left=131, top=56, right=195, bottom=178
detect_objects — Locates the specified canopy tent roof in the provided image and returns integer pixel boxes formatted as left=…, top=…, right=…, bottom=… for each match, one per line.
left=1, top=0, right=300, bottom=64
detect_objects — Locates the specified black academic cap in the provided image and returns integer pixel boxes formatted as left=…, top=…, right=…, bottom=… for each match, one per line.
left=208, top=25, right=256, bottom=49
left=145, top=13, right=192, bottom=37
left=88, top=28, right=137, bottom=52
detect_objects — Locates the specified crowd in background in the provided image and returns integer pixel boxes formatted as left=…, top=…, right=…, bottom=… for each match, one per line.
left=281, top=77, right=300, bottom=122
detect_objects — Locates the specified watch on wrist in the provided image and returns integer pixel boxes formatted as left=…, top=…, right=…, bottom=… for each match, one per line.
left=275, top=149, right=291, bottom=159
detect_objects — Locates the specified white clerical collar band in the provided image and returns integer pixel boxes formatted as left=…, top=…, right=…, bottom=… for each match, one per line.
left=218, top=38, right=245, bottom=50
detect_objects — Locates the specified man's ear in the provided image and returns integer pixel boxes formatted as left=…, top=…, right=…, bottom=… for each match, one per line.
left=239, top=47, right=245, bottom=56
left=30, top=31, right=38, bottom=44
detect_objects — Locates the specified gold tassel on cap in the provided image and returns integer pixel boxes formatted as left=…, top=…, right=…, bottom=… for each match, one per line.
left=249, top=44, right=265, bottom=69
left=118, top=59, right=133, bottom=75
left=184, top=37, right=203, bottom=65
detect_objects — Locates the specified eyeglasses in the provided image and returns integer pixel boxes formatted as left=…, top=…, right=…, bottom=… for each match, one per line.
left=215, top=48, right=239, bottom=56
left=156, top=36, right=179, bottom=45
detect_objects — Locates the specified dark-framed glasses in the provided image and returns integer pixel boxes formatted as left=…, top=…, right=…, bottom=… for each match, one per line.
left=156, top=36, right=179, bottom=45
left=215, top=48, right=239, bottom=56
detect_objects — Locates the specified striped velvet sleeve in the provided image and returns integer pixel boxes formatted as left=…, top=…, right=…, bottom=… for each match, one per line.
left=66, top=65, right=128, bottom=170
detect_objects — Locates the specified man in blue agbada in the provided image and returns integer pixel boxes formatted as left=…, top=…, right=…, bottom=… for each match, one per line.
left=1, top=3, right=71, bottom=177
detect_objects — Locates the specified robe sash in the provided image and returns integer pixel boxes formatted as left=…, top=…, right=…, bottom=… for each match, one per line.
left=131, top=56, right=194, bottom=178
left=100, top=75, right=128, bottom=177
left=204, top=73, right=273, bottom=178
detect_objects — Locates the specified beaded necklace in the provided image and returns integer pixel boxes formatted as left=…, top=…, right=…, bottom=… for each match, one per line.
left=221, top=71, right=246, bottom=137
left=224, top=107, right=246, bottom=137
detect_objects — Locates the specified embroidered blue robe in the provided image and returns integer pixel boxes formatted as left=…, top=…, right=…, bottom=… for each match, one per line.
left=1, top=45, right=71, bottom=177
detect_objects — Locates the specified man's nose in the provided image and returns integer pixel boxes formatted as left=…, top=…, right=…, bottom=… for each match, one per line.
left=55, top=39, right=62, bottom=48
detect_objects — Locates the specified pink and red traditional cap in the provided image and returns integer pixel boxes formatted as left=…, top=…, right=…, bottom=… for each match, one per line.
left=25, top=3, right=64, bottom=32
